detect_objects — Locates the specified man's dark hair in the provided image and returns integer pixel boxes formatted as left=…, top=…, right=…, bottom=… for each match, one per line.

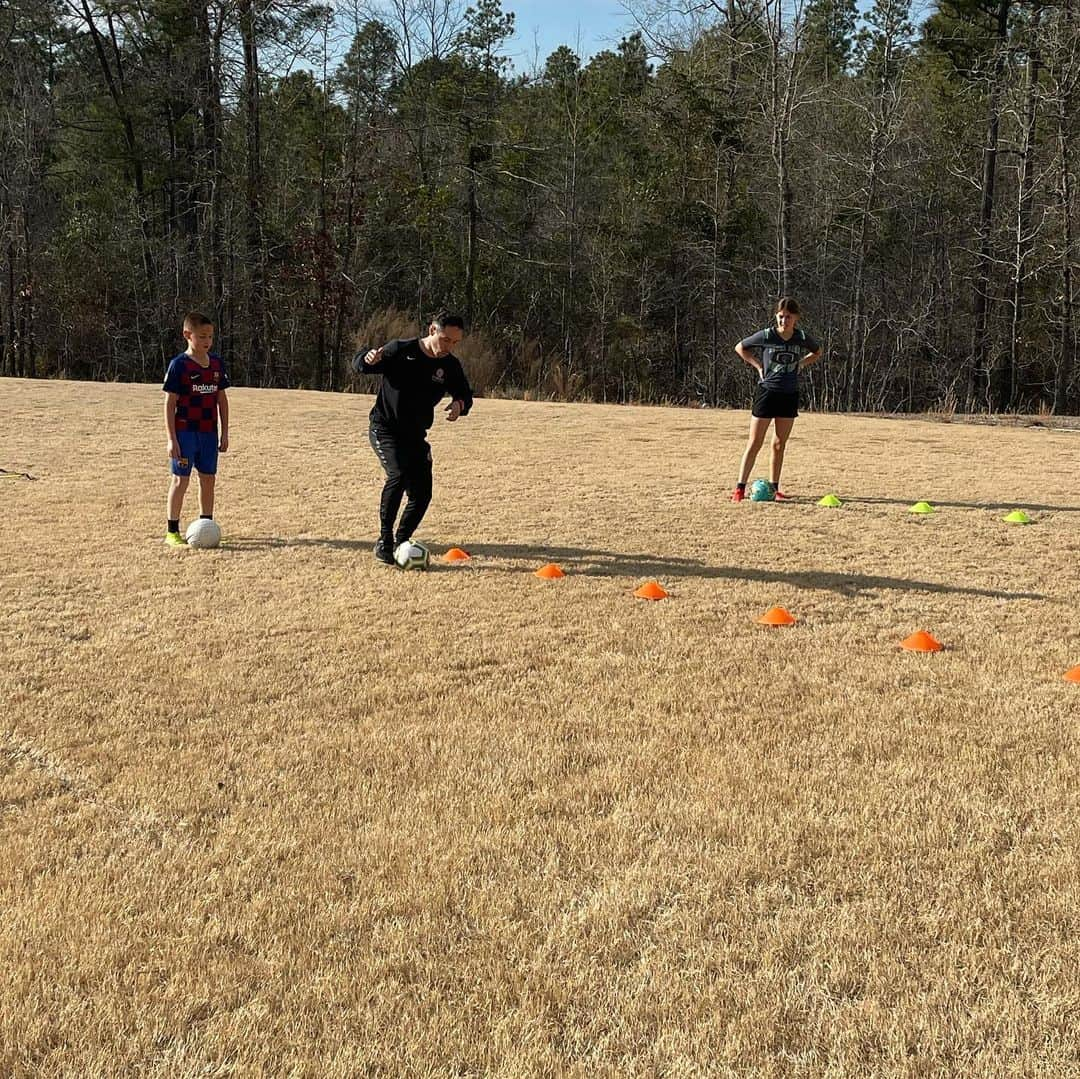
left=431, top=311, right=466, bottom=332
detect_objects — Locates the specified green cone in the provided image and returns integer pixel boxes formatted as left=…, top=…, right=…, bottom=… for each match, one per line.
left=817, top=494, right=842, bottom=507
left=909, top=501, right=934, bottom=515
left=1003, top=509, right=1032, bottom=524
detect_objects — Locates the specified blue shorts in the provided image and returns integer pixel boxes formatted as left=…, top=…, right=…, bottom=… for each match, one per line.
left=172, top=430, right=219, bottom=476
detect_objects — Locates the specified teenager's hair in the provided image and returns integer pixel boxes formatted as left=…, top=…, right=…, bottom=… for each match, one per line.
left=775, top=297, right=801, bottom=315
left=183, top=311, right=214, bottom=331
left=430, top=311, right=466, bottom=332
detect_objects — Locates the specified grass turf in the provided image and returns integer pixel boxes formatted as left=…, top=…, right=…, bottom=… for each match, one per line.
left=2, top=377, right=1080, bottom=1076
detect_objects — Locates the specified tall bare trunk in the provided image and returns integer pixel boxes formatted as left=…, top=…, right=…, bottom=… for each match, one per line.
left=20, top=207, right=35, bottom=377
left=78, top=0, right=159, bottom=375
left=849, top=3, right=905, bottom=410
left=3, top=200, right=14, bottom=376
left=969, top=0, right=1011, bottom=409
left=1054, top=116, right=1075, bottom=412
left=195, top=4, right=226, bottom=337
left=563, top=89, right=579, bottom=373
left=766, top=0, right=802, bottom=297
left=464, top=126, right=479, bottom=326
left=239, top=0, right=267, bottom=385
left=1001, top=14, right=1040, bottom=410
left=1052, top=0, right=1076, bottom=413
left=331, top=96, right=364, bottom=395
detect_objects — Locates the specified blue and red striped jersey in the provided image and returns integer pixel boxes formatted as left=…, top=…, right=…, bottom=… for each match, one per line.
left=163, top=353, right=230, bottom=432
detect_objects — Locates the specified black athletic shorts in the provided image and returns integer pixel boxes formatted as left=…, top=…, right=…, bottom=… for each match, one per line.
left=752, top=385, right=799, bottom=419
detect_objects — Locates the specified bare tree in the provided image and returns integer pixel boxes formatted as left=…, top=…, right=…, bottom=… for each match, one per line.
left=844, top=0, right=912, bottom=410
left=194, top=1, right=228, bottom=340
left=1046, top=0, right=1078, bottom=412
left=1000, top=6, right=1041, bottom=409
left=762, top=0, right=811, bottom=293
left=968, top=0, right=1012, bottom=409
left=68, top=0, right=161, bottom=376
left=238, top=0, right=269, bottom=385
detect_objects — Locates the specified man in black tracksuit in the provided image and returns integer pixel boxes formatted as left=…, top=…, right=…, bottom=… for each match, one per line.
left=352, top=313, right=474, bottom=564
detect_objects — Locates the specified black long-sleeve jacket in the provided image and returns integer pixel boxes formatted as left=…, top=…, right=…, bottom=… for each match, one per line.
left=352, top=338, right=473, bottom=438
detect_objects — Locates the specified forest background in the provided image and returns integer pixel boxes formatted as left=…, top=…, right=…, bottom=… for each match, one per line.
left=2, top=0, right=1078, bottom=413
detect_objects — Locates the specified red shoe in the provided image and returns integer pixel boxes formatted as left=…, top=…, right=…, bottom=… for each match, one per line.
left=731, top=486, right=745, bottom=502
left=774, top=490, right=791, bottom=501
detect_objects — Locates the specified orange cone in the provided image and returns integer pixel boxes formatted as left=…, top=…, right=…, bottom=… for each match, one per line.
left=444, top=547, right=471, bottom=562
left=633, top=581, right=668, bottom=600
left=757, top=606, right=796, bottom=626
left=901, top=630, right=943, bottom=653
left=535, top=563, right=565, bottom=579
left=1064, top=665, right=1080, bottom=683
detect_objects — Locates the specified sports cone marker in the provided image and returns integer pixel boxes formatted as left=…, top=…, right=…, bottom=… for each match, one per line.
left=901, top=630, right=943, bottom=653
left=634, top=581, right=668, bottom=600
left=757, top=606, right=796, bottom=626
left=1003, top=510, right=1032, bottom=525
left=817, top=494, right=842, bottom=507
left=535, top=563, right=566, bottom=579
left=908, top=501, right=935, bottom=515
left=1064, top=665, right=1080, bottom=684
left=444, top=547, right=471, bottom=562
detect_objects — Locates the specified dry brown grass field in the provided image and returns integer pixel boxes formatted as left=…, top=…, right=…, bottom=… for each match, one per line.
left=3, top=376, right=1080, bottom=1078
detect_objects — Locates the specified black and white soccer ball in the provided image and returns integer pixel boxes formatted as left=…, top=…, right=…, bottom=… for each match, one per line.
left=394, top=541, right=430, bottom=570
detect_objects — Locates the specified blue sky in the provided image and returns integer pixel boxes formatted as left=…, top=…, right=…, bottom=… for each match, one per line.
left=498, top=0, right=911, bottom=72
left=502, top=0, right=639, bottom=72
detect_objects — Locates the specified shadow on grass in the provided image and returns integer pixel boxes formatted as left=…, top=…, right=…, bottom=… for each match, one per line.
left=464, top=543, right=1047, bottom=601
left=839, top=496, right=1080, bottom=514
left=228, top=536, right=372, bottom=552
left=0, top=467, right=38, bottom=480
left=226, top=534, right=461, bottom=572
left=224, top=536, right=1046, bottom=601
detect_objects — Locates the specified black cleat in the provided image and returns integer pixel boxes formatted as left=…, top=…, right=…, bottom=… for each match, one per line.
left=373, top=540, right=395, bottom=565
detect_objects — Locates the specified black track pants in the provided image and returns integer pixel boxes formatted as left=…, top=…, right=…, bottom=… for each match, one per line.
left=369, top=424, right=433, bottom=546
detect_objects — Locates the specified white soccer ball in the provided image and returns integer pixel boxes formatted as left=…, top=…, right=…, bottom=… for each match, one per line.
left=185, top=518, right=222, bottom=549
left=394, top=540, right=429, bottom=570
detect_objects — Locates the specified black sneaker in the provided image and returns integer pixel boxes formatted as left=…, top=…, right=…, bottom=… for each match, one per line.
left=373, top=540, right=395, bottom=565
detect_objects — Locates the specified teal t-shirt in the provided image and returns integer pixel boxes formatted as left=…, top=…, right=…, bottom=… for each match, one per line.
left=740, top=327, right=821, bottom=392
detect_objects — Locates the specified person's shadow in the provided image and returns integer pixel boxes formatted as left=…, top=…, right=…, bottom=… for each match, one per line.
left=840, top=495, right=1080, bottom=514
left=229, top=536, right=371, bottom=553
left=226, top=537, right=1047, bottom=601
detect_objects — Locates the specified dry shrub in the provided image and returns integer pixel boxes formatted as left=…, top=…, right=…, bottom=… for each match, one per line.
left=523, top=341, right=550, bottom=396
left=547, top=361, right=586, bottom=400
left=481, top=338, right=538, bottom=400
left=936, top=385, right=960, bottom=421
left=454, top=327, right=501, bottom=396
left=352, top=306, right=419, bottom=357
left=351, top=308, right=501, bottom=397
left=520, top=345, right=587, bottom=401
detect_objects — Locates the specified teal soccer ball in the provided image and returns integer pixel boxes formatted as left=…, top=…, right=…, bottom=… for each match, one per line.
left=749, top=479, right=776, bottom=502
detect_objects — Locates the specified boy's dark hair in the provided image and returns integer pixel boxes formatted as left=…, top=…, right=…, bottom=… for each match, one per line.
left=183, top=311, right=214, bottom=331
left=775, top=296, right=801, bottom=315
left=431, top=311, right=466, bottom=332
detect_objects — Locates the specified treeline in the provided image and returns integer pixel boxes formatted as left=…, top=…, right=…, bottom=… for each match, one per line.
left=2, top=0, right=1078, bottom=412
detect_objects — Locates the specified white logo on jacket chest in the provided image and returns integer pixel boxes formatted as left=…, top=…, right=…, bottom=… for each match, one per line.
left=432, top=368, right=445, bottom=384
